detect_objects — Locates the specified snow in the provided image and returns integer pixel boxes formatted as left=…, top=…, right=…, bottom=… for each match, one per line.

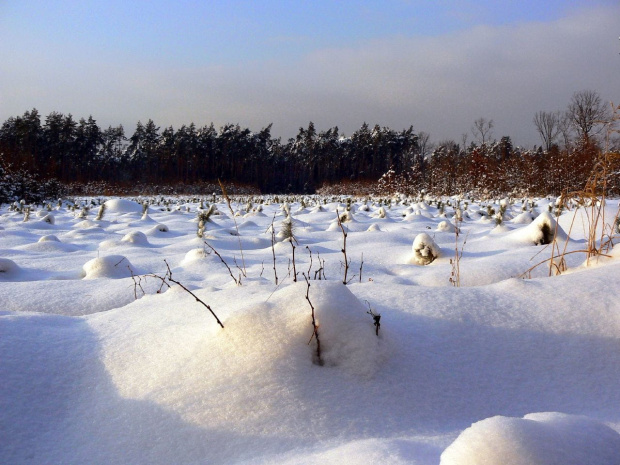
left=1, top=195, right=620, bottom=464
left=440, top=413, right=620, bottom=465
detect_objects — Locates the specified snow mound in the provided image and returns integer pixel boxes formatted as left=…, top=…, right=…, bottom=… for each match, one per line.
left=38, top=234, right=60, bottom=242
left=436, top=220, right=457, bottom=233
left=82, top=255, right=136, bottom=279
left=146, top=224, right=170, bottom=236
left=121, top=230, right=150, bottom=246
left=74, top=220, right=102, bottom=229
left=508, top=211, right=566, bottom=245
left=440, top=412, right=620, bottom=465
left=511, top=211, right=533, bottom=224
left=39, top=213, right=55, bottom=224
left=411, top=233, right=440, bottom=265
left=367, top=223, right=381, bottom=232
left=0, top=258, right=20, bottom=278
left=180, top=248, right=219, bottom=265
left=223, top=281, right=385, bottom=378
left=103, top=198, right=144, bottom=214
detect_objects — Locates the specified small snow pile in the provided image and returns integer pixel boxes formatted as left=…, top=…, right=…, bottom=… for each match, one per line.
left=440, top=412, right=620, bottom=465
left=82, top=255, right=136, bottom=279
left=508, top=211, right=566, bottom=245
left=436, top=220, right=457, bottom=233
left=222, top=281, right=384, bottom=378
left=146, top=223, right=169, bottom=235
left=103, top=198, right=144, bottom=214
left=306, top=281, right=384, bottom=375
left=411, top=233, right=440, bottom=265
left=511, top=211, right=533, bottom=224
left=180, top=248, right=219, bottom=265
left=121, top=230, right=150, bottom=246
left=0, top=258, right=20, bottom=279
left=74, top=219, right=102, bottom=229
left=38, top=234, right=60, bottom=242
left=39, top=213, right=55, bottom=224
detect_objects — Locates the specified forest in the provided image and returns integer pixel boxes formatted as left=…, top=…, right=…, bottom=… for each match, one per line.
left=0, top=90, right=618, bottom=202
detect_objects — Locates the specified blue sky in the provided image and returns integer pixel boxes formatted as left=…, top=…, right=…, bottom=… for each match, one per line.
left=1, top=0, right=618, bottom=146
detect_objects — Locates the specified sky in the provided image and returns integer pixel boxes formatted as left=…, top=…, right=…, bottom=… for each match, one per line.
left=0, top=0, right=618, bottom=147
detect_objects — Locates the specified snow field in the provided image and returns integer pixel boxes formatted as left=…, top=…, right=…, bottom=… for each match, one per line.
left=1, top=195, right=620, bottom=464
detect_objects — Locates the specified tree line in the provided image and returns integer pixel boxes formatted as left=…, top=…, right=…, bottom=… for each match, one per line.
left=1, top=90, right=618, bottom=200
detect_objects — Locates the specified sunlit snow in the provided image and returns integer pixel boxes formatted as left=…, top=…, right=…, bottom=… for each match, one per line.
left=1, top=195, right=620, bottom=464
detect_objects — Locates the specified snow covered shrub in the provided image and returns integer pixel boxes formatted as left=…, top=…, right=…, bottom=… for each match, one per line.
left=196, top=205, right=216, bottom=238
left=339, top=210, right=353, bottom=223
left=279, top=215, right=295, bottom=242
left=94, top=203, right=106, bottom=221
left=411, top=233, right=440, bottom=265
left=528, top=211, right=562, bottom=245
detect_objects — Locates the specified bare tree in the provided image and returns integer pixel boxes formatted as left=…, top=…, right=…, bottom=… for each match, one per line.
left=533, top=111, right=561, bottom=151
left=471, top=117, right=494, bottom=145
left=567, top=90, right=608, bottom=142
left=460, top=133, right=469, bottom=155
left=558, top=112, right=573, bottom=150
left=417, top=131, right=433, bottom=158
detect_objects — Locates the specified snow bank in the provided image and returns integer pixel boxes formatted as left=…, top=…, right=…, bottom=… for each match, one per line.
left=440, top=412, right=620, bottom=465
left=82, top=255, right=136, bottom=279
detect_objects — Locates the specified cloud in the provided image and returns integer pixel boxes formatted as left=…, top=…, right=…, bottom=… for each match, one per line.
left=1, top=4, right=618, bottom=146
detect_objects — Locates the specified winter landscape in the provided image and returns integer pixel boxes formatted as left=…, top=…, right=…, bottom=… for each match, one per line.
left=2, top=194, right=620, bottom=464
left=2, top=1, right=620, bottom=463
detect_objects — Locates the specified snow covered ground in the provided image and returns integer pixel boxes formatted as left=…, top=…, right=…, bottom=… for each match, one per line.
left=2, top=195, right=620, bottom=464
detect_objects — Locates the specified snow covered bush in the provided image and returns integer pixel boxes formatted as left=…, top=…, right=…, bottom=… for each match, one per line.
left=411, top=233, right=440, bottom=265
left=511, top=211, right=566, bottom=246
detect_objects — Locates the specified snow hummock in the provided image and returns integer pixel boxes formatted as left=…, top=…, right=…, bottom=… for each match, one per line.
left=440, top=412, right=620, bottom=465
left=104, top=198, right=145, bottom=214
left=82, top=255, right=136, bottom=279
left=0, top=257, right=20, bottom=278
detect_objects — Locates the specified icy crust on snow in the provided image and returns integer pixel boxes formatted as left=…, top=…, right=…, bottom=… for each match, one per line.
left=440, top=412, right=620, bottom=465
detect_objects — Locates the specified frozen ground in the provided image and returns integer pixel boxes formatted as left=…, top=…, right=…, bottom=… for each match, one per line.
left=1, top=195, right=620, bottom=464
